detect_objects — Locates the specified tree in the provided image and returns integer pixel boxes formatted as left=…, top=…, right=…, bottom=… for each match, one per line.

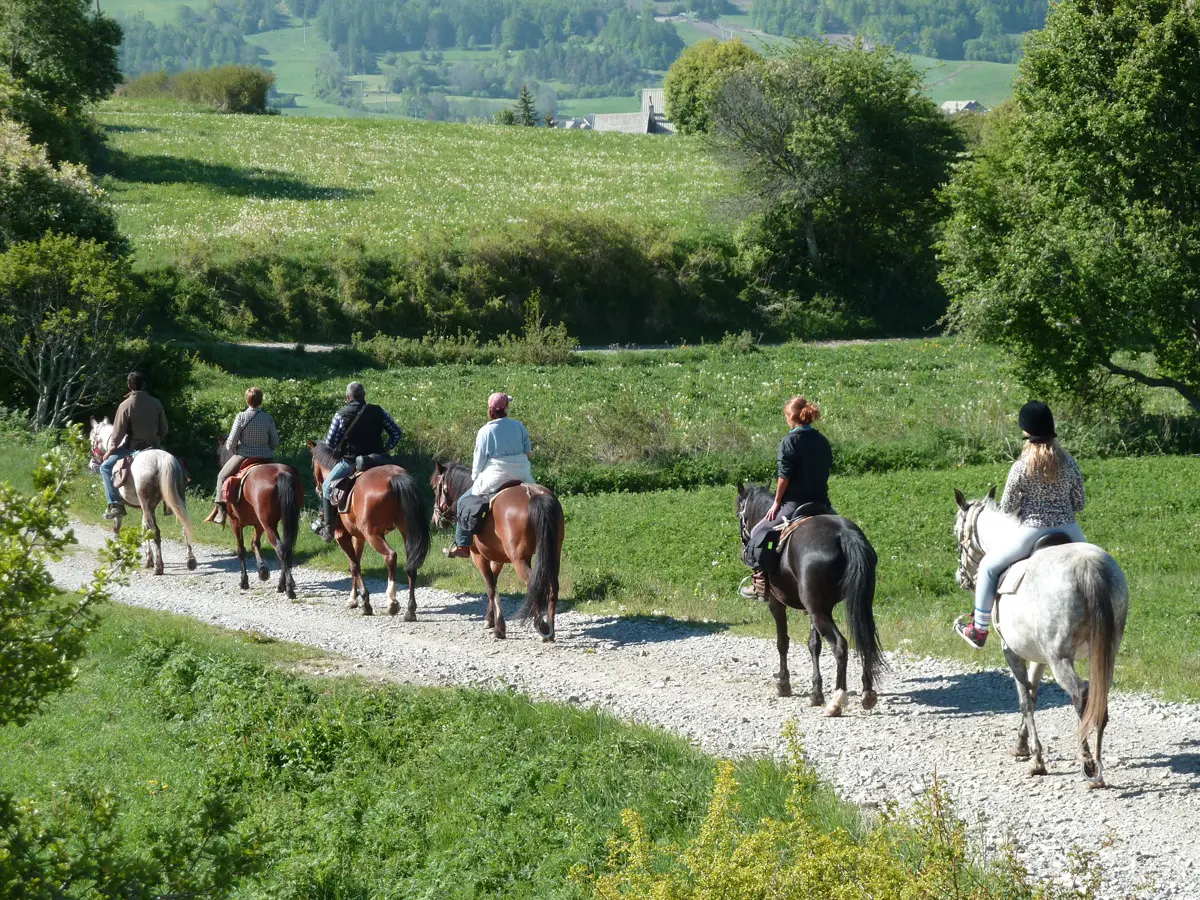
left=0, top=234, right=140, bottom=429
left=664, top=37, right=760, bottom=135
left=493, top=106, right=516, bottom=125
left=710, top=40, right=960, bottom=325
left=939, top=0, right=1200, bottom=413
left=0, top=117, right=125, bottom=253
left=513, top=81, right=538, bottom=126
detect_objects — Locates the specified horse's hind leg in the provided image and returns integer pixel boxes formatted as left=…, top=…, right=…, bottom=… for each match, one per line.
left=1047, top=656, right=1095, bottom=780
left=144, top=505, right=164, bottom=576
left=768, top=598, right=791, bottom=698
left=235, top=526, right=250, bottom=590
left=1004, top=648, right=1047, bottom=774
left=476, top=557, right=504, bottom=639
left=812, top=614, right=848, bottom=717
left=364, top=532, right=402, bottom=618
left=251, top=527, right=270, bottom=581
left=806, top=624, right=824, bottom=707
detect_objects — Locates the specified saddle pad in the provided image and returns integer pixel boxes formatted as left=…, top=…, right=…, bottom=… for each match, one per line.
left=221, top=460, right=269, bottom=506
left=996, top=557, right=1031, bottom=595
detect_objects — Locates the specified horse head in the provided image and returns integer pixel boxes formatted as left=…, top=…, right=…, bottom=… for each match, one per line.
left=735, top=482, right=772, bottom=553
left=952, top=485, right=995, bottom=590
left=87, top=416, right=112, bottom=472
left=430, top=458, right=468, bottom=529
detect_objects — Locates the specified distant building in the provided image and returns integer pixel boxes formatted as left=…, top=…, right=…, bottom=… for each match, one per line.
left=941, top=99, right=986, bottom=115
left=578, top=89, right=674, bottom=135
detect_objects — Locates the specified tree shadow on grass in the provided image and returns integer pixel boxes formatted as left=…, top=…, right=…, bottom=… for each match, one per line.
left=100, top=148, right=373, bottom=202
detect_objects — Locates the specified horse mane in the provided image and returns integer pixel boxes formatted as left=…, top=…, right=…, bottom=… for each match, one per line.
left=310, top=440, right=340, bottom=470
left=738, top=483, right=774, bottom=524
left=443, top=461, right=473, bottom=498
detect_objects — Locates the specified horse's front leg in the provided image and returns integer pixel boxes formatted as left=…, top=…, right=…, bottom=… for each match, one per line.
left=768, top=597, right=791, bottom=698
left=476, top=556, right=504, bottom=639
left=1004, top=648, right=1047, bottom=775
left=251, top=527, right=270, bottom=582
left=352, top=535, right=371, bottom=616
left=335, top=532, right=360, bottom=609
left=806, top=623, right=823, bottom=707
left=235, top=526, right=250, bottom=590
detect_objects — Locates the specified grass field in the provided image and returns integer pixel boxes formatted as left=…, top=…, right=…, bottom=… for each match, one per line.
left=96, top=101, right=725, bottom=265
left=910, top=54, right=1018, bottom=108
left=0, top=604, right=826, bottom=898
left=250, top=24, right=360, bottom=117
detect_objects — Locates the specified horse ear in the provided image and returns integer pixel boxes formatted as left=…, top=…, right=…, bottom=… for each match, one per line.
left=986, top=484, right=997, bottom=501
left=89, top=416, right=96, bottom=427
left=737, top=481, right=745, bottom=496
left=435, top=460, right=444, bottom=474
left=954, top=488, right=969, bottom=511
left=102, top=416, right=109, bottom=425
left=307, top=439, right=315, bottom=449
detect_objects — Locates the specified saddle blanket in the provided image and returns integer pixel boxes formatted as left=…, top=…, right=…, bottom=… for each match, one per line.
left=220, top=459, right=270, bottom=506
left=327, top=455, right=397, bottom=513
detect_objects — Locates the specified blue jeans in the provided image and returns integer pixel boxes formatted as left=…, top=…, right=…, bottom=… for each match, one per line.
left=454, top=491, right=473, bottom=547
left=100, top=448, right=134, bottom=503
left=322, top=459, right=355, bottom=500
left=974, top=522, right=1086, bottom=628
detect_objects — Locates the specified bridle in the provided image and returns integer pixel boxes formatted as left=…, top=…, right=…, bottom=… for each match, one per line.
left=736, top=497, right=757, bottom=564
left=432, top=471, right=458, bottom=527
left=955, top=501, right=987, bottom=590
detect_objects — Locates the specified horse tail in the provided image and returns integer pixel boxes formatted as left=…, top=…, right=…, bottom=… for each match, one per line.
left=1078, top=553, right=1122, bottom=742
left=518, top=492, right=563, bottom=622
left=276, top=468, right=300, bottom=569
left=838, top=525, right=884, bottom=686
left=390, top=472, right=430, bottom=573
left=161, top=455, right=194, bottom=547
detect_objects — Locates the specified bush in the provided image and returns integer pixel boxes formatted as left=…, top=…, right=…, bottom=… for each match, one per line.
left=119, top=67, right=275, bottom=114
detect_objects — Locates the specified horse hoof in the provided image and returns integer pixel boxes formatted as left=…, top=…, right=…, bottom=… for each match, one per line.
left=777, top=682, right=792, bottom=698
left=347, top=600, right=359, bottom=609
left=240, top=581, right=249, bottom=591
left=823, top=703, right=842, bottom=718
left=1083, top=759, right=1098, bottom=779
left=287, top=589, right=297, bottom=600
left=535, top=619, right=550, bottom=636
left=494, top=625, right=506, bottom=640
left=258, top=567, right=269, bottom=582
left=1085, top=778, right=1107, bottom=790
left=154, top=567, right=164, bottom=577
left=361, top=604, right=373, bottom=617
left=809, top=694, right=824, bottom=708
left=1027, top=762, right=1048, bottom=777
left=1011, top=750, right=1031, bottom=762
left=187, top=558, right=198, bottom=571
left=861, top=690, right=878, bottom=711
left=388, top=601, right=400, bottom=616
left=404, top=610, right=417, bottom=623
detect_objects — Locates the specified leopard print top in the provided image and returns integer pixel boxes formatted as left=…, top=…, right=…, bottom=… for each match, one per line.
left=999, top=452, right=1085, bottom=528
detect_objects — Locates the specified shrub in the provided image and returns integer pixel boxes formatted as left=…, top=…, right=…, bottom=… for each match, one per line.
left=119, top=67, right=275, bottom=114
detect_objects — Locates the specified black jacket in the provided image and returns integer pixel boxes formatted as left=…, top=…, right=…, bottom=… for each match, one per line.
left=336, top=401, right=387, bottom=459
left=777, top=426, right=832, bottom=506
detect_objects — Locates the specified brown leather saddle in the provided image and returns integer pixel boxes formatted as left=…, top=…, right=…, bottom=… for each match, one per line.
left=112, top=455, right=135, bottom=490
left=221, top=458, right=270, bottom=506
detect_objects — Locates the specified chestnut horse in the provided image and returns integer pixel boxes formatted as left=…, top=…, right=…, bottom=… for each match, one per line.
left=309, top=441, right=430, bottom=618
left=214, top=442, right=303, bottom=599
left=431, top=461, right=564, bottom=641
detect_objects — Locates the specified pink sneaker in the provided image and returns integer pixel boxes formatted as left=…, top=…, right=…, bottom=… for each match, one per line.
left=954, top=617, right=989, bottom=650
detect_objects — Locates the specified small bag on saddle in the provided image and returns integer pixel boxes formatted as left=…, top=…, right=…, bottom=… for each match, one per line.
left=459, top=494, right=491, bottom=538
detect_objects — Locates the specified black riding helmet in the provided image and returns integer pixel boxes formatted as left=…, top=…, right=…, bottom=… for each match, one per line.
left=1018, top=401, right=1055, bottom=443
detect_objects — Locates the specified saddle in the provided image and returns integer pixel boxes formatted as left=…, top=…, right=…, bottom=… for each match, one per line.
left=111, top=453, right=137, bottom=490
left=996, top=531, right=1079, bottom=595
left=754, top=502, right=833, bottom=573
left=458, top=481, right=532, bottom=538
left=326, top=455, right=398, bottom=513
left=220, top=458, right=270, bottom=506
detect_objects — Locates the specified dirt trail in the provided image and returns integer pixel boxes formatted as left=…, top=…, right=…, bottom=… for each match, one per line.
left=51, top=524, right=1200, bottom=898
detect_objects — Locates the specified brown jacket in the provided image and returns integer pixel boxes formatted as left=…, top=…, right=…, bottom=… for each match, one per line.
left=112, top=391, right=168, bottom=451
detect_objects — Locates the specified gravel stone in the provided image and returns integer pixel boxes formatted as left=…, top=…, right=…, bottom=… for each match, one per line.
left=47, top=524, right=1200, bottom=900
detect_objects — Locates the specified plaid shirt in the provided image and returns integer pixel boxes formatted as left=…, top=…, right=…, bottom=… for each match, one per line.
left=324, top=407, right=402, bottom=453
left=226, top=408, right=279, bottom=459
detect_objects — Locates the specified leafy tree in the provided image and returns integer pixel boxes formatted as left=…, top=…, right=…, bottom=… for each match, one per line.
left=664, top=38, right=760, bottom=135
left=493, top=106, right=516, bottom=125
left=0, top=118, right=124, bottom=253
left=940, top=0, right=1200, bottom=413
left=711, top=40, right=960, bottom=327
left=0, top=234, right=140, bottom=429
left=514, top=81, right=538, bottom=125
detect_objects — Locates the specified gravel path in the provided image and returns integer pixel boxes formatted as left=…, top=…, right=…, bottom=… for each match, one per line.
left=51, top=524, right=1199, bottom=898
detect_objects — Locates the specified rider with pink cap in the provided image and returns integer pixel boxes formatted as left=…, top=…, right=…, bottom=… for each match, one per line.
left=445, top=392, right=534, bottom=557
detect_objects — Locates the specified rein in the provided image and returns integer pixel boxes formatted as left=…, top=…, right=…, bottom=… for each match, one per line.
left=956, top=502, right=987, bottom=590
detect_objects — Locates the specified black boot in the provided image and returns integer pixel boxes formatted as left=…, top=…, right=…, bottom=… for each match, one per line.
left=316, top=497, right=337, bottom=542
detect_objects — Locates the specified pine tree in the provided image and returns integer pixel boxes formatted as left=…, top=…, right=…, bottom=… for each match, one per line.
left=513, top=82, right=538, bottom=126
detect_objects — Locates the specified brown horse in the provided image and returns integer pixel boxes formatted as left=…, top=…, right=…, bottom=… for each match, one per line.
left=431, top=461, right=564, bottom=641
left=736, top=483, right=883, bottom=715
left=309, top=441, right=430, bottom=619
left=215, top=442, right=303, bottom=599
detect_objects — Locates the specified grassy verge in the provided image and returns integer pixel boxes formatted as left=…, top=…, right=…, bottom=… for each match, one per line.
left=0, top=603, right=846, bottom=898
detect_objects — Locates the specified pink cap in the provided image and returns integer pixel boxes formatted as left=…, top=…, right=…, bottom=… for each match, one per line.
left=488, top=392, right=510, bottom=414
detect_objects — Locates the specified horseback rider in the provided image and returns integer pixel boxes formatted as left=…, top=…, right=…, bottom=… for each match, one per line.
left=100, top=371, right=168, bottom=520
left=740, top=395, right=832, bottom=600
left=313, top=381, right=403, bottom=543
left=209, top=386, right=279, bottom=526
left=955, top=401, right=1086, bottom=649
left=444, top=392, right=533, bottom=559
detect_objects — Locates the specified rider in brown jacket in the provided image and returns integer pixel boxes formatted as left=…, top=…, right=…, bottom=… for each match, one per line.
left=101, top=372, right=168, bottom=519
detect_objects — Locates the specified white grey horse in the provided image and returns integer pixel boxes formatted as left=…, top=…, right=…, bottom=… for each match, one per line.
left=953, top=487, right=1127, bottom=788
left=89, top=418, right=197, bottom=575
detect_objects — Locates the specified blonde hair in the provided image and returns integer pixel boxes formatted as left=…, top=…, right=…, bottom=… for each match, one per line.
left=1021, top=439, right=1067, bottom=483
left=784, top=396, right=821, bottom=427
left=246, top=386, right=263, bottom=408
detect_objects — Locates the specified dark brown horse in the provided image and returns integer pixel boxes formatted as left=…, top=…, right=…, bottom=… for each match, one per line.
left=309, top=441, right=430, bottom=619
left=431, top=461, right=564, bottom=641
left=215, top=442, right=303, bottom=599
left=736, top=483, right=883, bottom=715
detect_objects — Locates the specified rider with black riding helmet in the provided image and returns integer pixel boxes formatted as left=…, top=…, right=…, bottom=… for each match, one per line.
left=313, top=381, right=403, bottom=542
left=954, top=401, right=1086, bottom=649
left=740, top=395, right=832, bottom=600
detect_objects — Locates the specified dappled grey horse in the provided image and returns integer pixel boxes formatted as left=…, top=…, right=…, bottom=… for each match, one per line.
left=89, top=418, right=197, bottom=575
left=953, top=487, right=1127, bottom=787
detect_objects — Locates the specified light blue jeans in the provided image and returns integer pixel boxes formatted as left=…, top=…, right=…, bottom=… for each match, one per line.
left=974, top=522, right=1086, bottom=629
left=100, top=448, right=134, bottom=503
left=322, top=459, right=355, bottom=499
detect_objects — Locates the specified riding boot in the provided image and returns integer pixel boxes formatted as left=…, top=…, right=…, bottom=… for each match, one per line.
left=739, top=570, right=768, bottom=600
left=316, top=497, right=337, bottom=543
left=210, top=502, right=227, bottom=526
left=103, top=501, right=125, bottom=521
